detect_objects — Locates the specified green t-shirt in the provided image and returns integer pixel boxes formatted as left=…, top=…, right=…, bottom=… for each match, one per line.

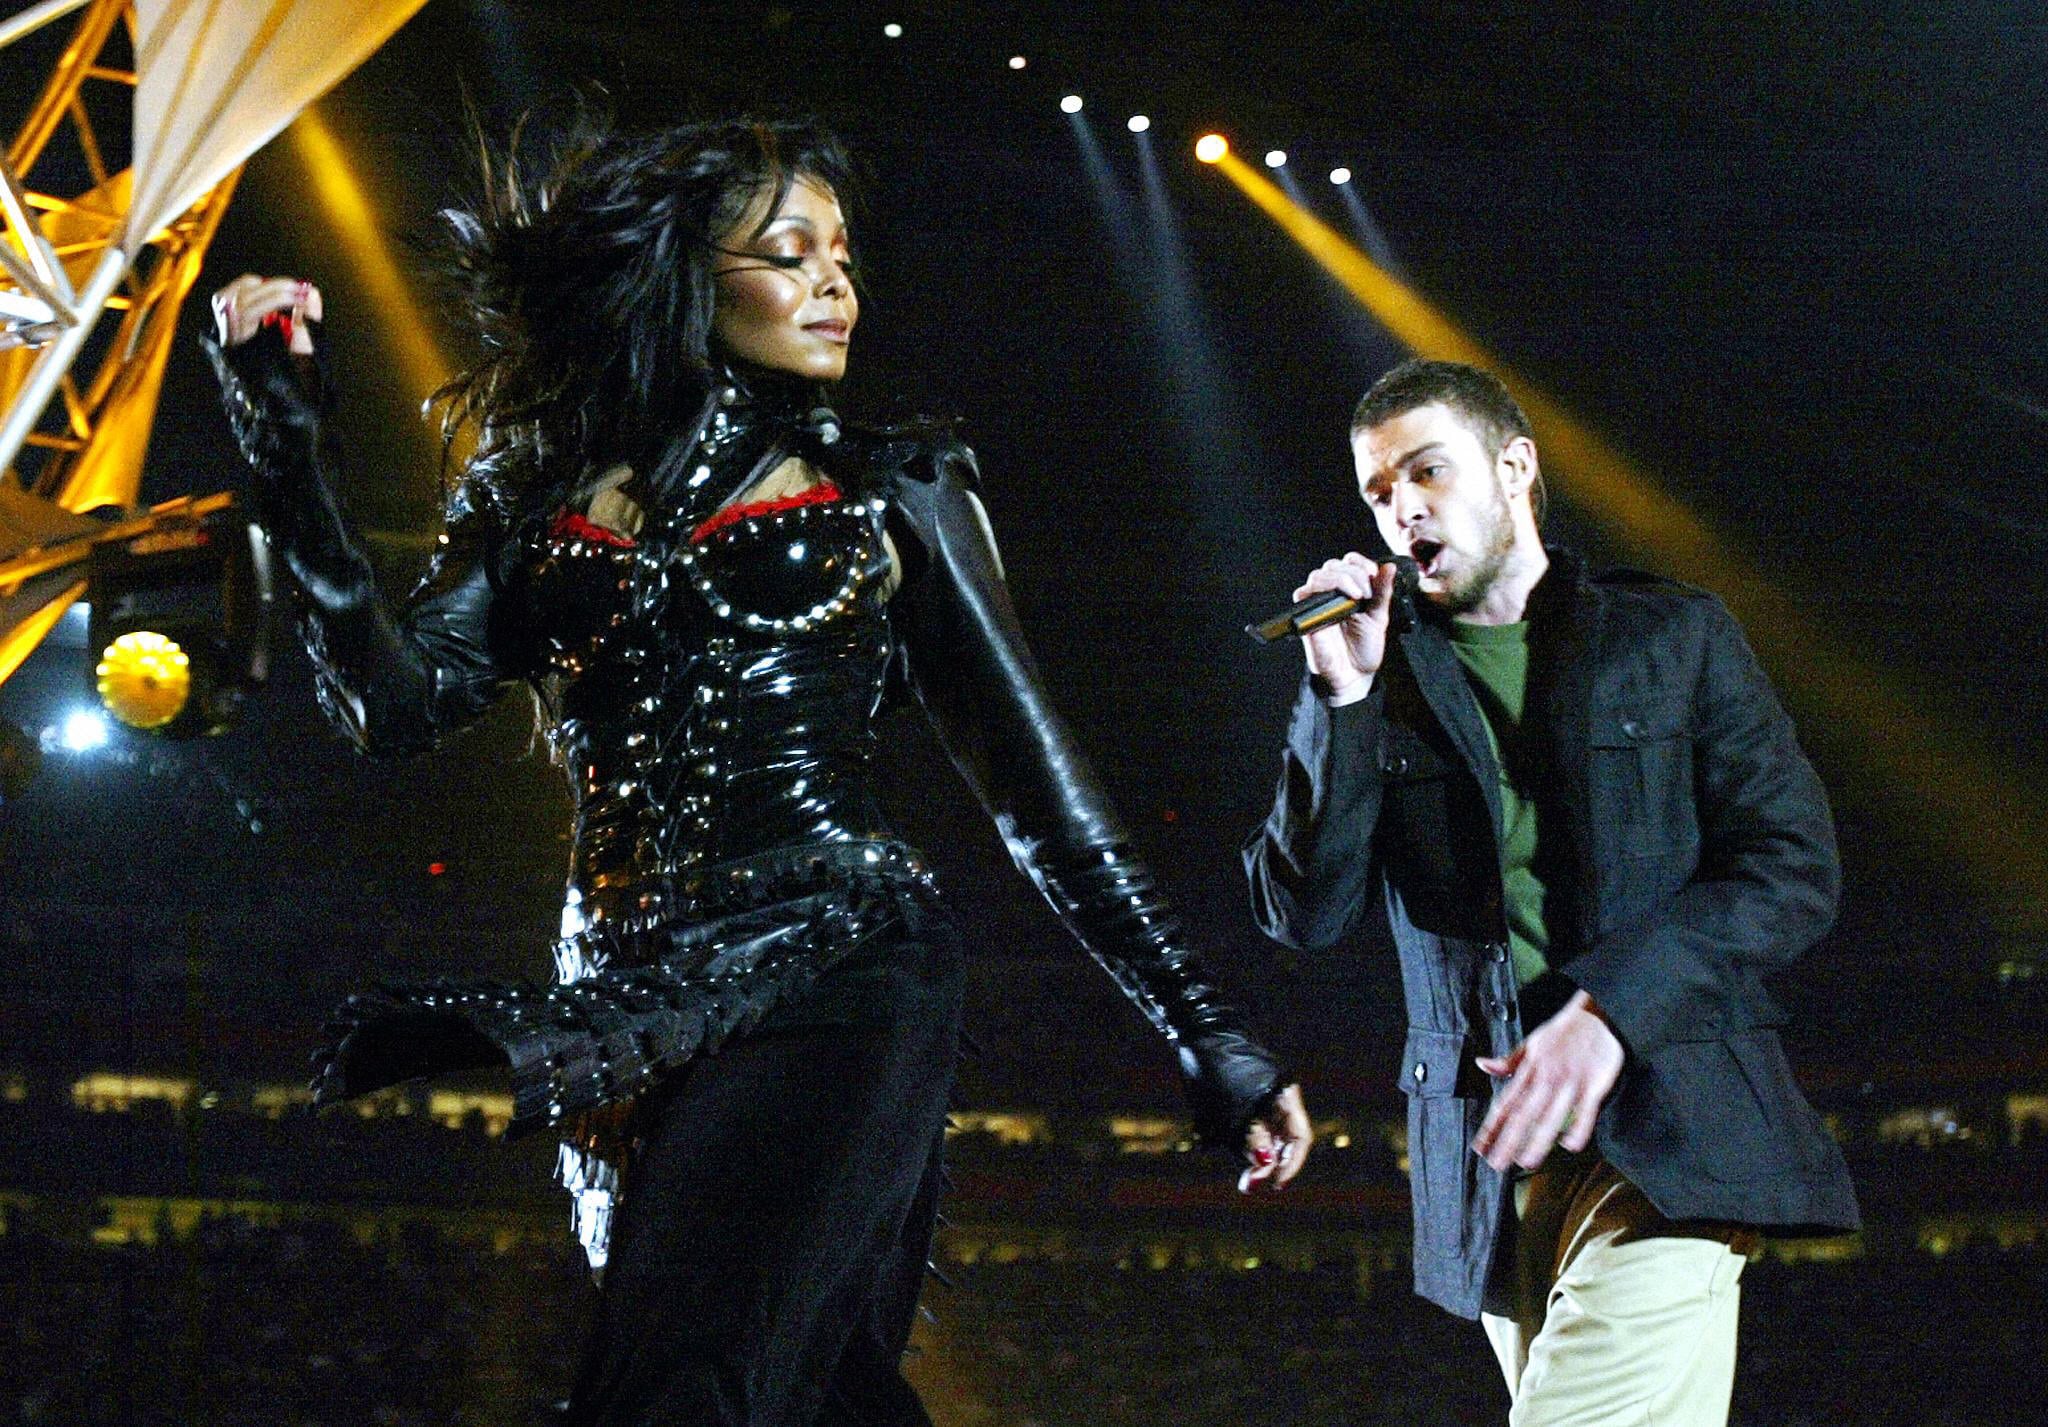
left=1446, top=620, right=1551, bottom=986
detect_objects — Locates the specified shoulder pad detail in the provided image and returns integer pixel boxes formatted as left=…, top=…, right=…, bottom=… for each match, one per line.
left=1592, top=565, right=1709, bottom=598
left=925, top=431, right=980, bottom=493
left=834, top=417, right=972, bottom=488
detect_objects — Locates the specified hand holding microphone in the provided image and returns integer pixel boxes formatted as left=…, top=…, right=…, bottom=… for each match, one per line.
left=1252, top=554, right=1415, bottom=700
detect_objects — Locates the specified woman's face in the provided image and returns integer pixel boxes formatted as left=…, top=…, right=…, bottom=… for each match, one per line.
left=711, top=175, right=857, bottom=382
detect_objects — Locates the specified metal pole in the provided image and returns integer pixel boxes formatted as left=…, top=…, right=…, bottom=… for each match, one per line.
left=0, top=242, right=124, bottom=481
left=0, top=230, right=72, bottom=324
left=0, top=152, right=73, bottom=301
left=5, top=0, right=123, bottom=176
left=0, top=0, right=94, bottom=51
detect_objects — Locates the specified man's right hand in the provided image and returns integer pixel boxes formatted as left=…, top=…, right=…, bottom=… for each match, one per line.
left=1293, top=554, right=1400, bottom=698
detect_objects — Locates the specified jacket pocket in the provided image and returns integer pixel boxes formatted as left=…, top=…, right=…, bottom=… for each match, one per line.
left=1648, top=1031, right=1802, bottom=1181
left=1587, top=705, right=1697, bottom=859
left=1377, top=727, right=1454, bottom=784
left=1377, top=732, right=1470, bottom=895
left=1396, top=1025, right=1465, bottom=1098
left=1400, top=1027, right=1478, bottom=1254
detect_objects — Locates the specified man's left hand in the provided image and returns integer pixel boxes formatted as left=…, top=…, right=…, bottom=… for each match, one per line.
left=1472, top=990, right=1624, bottom=1173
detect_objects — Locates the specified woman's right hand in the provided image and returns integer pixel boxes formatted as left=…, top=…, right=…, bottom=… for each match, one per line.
left=1294, top=553, right=1399, bottom=698
left=210, top=274, right=322, bottom=355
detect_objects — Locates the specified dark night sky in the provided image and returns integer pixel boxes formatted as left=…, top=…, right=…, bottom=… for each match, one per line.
left=3, top=1, right=2045, bottom=1103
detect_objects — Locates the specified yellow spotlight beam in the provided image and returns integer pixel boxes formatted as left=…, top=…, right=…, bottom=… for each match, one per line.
left=285, top=105, right=464, bottom=468
left=1210, top=149, right=2048, bottom=932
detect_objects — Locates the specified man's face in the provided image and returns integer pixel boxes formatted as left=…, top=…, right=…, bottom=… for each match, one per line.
left=1351, top=402, right=1524, bottom=615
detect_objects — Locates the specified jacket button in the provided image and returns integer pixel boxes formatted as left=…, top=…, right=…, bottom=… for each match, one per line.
left=1621, top=717, right=1644, bottom=739
left=1487, top=941, right=1509, bottom=963
left=1413, top=1062, right=1428, bottom=1085
left=1384, top=753, right=1410, bottom=776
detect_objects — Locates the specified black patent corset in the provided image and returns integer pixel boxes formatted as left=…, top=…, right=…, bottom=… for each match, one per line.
left=677, top=480, right=893, bottom=636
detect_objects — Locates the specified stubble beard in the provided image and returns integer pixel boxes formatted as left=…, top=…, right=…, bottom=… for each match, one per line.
left=1432, top=483, right=1518, bottom=616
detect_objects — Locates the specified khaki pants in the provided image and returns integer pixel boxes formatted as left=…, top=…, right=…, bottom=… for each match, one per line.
left=1480, top=1150, right=1754, bottom=1426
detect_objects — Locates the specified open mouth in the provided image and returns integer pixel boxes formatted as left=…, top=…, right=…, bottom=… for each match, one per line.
left=1409, top=538, right=1446, bottom=575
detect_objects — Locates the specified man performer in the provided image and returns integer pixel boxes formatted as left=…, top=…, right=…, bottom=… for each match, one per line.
left=1244, top=359, right=1858, bottom=1423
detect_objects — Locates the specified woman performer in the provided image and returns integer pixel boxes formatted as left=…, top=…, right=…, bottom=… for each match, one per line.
left=205, top=116, right=1309, bottom=1424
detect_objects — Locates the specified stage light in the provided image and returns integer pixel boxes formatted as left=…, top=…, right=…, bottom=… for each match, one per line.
left=85, top=505, right=272, bottom=739
left=59, top=709, right=109, bottom=753
left=1127, top=114, right=1151, bottom=133
left=96, top=631, right=192, bottom=731
left=1265, top=149, right=1287, bottom=168
left=883, top=22, right=902, bottom=38
left=1330, top=166, right=1353, bottom=185
left=1195, top=133, right=1228, bottom=163
left=1008, top=55, right=1027, bottom=70
left=1060, top=94, right=1084, bottom=114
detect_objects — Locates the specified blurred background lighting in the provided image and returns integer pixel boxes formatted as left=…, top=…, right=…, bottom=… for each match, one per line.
left=1264, top=149, right=1288, bottom=168
left=883, top=22, right=903, bottom=39
left=1330, top=166, right=1353, bottom=184
left=1127, top=114, right=1151, bottom=133
left=1008, top=55, right=1027, bottom=70
left=1060, top=94, right=1084, bottom=114
left=59, top=709, right=110, bottom=754
left=1195, top=133, right=1228, bottom=163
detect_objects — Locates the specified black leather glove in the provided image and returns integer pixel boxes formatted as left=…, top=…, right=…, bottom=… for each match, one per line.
left=888, top=436, right=1286, bottom=1146
left=203, top=325, right=516, bottom=755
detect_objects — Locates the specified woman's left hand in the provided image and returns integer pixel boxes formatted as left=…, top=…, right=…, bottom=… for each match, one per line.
left=1238, top=1083, right=1313, bottom=1193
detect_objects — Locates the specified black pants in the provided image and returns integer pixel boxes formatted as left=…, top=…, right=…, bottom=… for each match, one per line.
left=563, top=901, right=963, bottom=1426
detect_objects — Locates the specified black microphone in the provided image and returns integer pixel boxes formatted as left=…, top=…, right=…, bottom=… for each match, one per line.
left=1246, top=556, right=1421, bottom=647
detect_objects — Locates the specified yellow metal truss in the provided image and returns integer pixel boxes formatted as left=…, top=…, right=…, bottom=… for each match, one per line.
left=0, top=0, right=240, bottom=686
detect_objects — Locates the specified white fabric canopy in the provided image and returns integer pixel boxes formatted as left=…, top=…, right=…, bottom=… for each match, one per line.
left=123, top=0, right=429, bottom=255
left=1, top=0, right=431, bottom=684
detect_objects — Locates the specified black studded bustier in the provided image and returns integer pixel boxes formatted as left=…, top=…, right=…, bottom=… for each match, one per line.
left=207, top=329, right=1288, bottom=1192
left=529, top=384, right=909, bottom=988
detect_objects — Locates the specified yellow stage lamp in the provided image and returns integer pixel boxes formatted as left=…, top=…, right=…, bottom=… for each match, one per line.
left=85, top=502, right=272, bottom=739
left=95, top=631, right=194, bottom=730
left=1195, top=133, right=1229, bottom=163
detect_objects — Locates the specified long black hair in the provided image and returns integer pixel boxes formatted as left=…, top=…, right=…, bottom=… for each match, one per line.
left=431, top=107, right=860, bottom=522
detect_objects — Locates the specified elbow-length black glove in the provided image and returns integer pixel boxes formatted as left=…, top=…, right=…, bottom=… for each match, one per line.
left=889, top=437, right=1285, bottom=1147
left=202, top=326, right=519, bottom=755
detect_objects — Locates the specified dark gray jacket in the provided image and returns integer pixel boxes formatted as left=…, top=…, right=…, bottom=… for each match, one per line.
left=1244, top=550, right=1858, bottom=1317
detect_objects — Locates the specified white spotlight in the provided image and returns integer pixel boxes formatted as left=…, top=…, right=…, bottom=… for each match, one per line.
left=1008, top=55, right=1027, bottom=70
left=59, top=709, right=110, bottom=753
left=1264, top=149, right=1287, bottom=168
left=1127, top=114, right=1151, bottom=133
left=1060, top=94, right=1084, bottom=114
left=883, top=22, right=903, bottom=39
left=1330, top=166, right=1353, bottom=185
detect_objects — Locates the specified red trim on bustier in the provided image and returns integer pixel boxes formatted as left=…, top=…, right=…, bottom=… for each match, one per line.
left=690, top=480, right=844, bottom=545
left=548, top=508, right=639, bottom=548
